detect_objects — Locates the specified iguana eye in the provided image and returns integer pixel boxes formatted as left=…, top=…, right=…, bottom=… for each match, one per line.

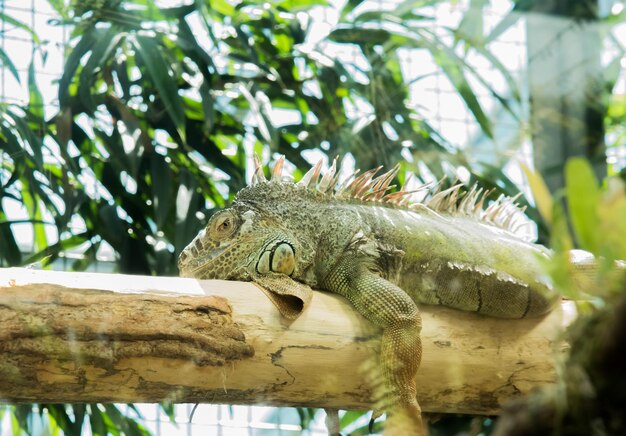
left=209, top=210, right=239, bottom=240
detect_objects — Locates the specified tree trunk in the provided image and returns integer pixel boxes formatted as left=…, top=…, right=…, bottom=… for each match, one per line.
left=527, top=1, right=606, bottom=196
left=0, top=268, right=575, bottom=415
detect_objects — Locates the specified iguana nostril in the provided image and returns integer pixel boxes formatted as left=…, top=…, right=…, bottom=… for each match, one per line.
left=271, top=243, right=295, bottom=276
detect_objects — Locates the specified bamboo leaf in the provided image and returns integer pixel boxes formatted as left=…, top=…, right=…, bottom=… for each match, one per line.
left=521, top=164, right=553, bottom=225
left=88, top=405, right=107, bottom=436
left=132, top=35, right=186, bottom=142
left=0, top=47, right=20, bottom=84
left=456, top=0, right=487, bottom=43
left=78, top=29, right=126, bottom=114
left=599, top=178, right=626, bottom=260
left=565, top=157, right=600, bottom=252
left=484, top=10, right=521, bottom=45
left=0, top=12, right=40, bottom=43
left=59, top=30, right=98, bottom=107
left=20, top=188, right=48, bottom=254
left=22, top=232, right=90, bottom=266
left=151, top=153, right=173, bottom=228
left=28, top=58, right=45, bottom=121
left=432, top=51, right=494, bottom=138
left=0, top=209, right=21, bottom=266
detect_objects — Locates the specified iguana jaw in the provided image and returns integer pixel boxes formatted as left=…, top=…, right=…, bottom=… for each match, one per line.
left=178, top=244, right=229, bottom=279
left=178, top=234, right=259, bottom=280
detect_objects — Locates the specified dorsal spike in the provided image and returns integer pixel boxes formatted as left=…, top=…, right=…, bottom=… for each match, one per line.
left=370, top=164, right=400, bottom=195
left=251, top=156, right=530, bottom=235
left=319, top=157, right=338, bottom=193
left=446, top=184, right=464, bottom=212
left=428, top=176, right=448, bottom=198
left=475, top=188, right=493, bottom=213
left=458, top=184, right=478, bottom=214
left=335, top=169, right=360, bottom=197
left=500, top=209, right=518, bottom=230
left=271, top=155, right=285, bottom=181
left=483, top=194, right=506, bottom=221
left=427, top=183, right=463, bottom=211
left=251, top=154, right=267, bottom=185
left=349, top=167, right=382, bottom=198
left=297, top=159, right=324, bottom=189
left=399, top=173, right=415, bottom=191
left=382, top=187, right=427, bottom=203
left=363, top=185, right=397, bottom=201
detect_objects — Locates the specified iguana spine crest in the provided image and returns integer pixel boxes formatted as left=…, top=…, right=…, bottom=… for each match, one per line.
left=251, top=155, right=528, bottom=234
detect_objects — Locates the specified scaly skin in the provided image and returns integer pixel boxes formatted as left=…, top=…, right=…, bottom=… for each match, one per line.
left=178, top=161, right=559, bottom=435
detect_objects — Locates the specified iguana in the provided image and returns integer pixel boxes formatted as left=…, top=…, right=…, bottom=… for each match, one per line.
left=178, top=156, right=566, bottom=435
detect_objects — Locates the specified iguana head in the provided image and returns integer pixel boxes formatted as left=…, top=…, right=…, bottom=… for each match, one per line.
left=177, top=196, right=308, bottom=281
left=178, top=157, right=313, bottom=281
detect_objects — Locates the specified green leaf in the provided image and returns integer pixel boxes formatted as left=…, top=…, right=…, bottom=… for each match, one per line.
left=175, top=168, right=204, bottom=256
left=200, top=81, right=215, bottom=133
left=275, top=0, right=329, bottom=11
left=102, top=404, right=150, bottom=436
left=20, top=188, right=48, bottom=254
left=11, top=113, right=44, bottom=169
left=132, top=35, right=186, bottom=142
left=88, top=405, right=107, bottom=436
left=328, top=27, right=391, bottom=44
left=209, top=0, right=236, bottom=16
left=28, top=58, right=45, bottom=121
left=598, top=179, right=626, bottom=260
left=484, top=10, right=521, bottom=45
left=151, top=153, right=173, bottom=228
left=78, top=28, right=126, bottom=114
left=0, top=206, right=22, bottom=266
left=433, top=52, right=493, bottom=138
left=456, top=0, right=487, bottom=43
left=46, top=0, right=70, bottom=19
left=159, top=402, right=176, bottom=423
left=522, top=163, right=553, bottom=224
left=22, top=232, right=90, bottom=266
left=565, top=158, right=601, bottom=252
left=0, top=12, right=40, bottom=43
left=98, top=204, right=128, bottom=252
left=548, top=199, right=576, bottom=296
left=0, top=47, right=20, bottom=84
left=59, top=30, right=98, bottom=107
left=339, top=410, right=367, bottom=427
left=339, top=0, right=367, bottom=19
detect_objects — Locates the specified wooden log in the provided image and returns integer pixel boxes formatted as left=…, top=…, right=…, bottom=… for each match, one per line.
left=0, top=268, right=576, bottom=414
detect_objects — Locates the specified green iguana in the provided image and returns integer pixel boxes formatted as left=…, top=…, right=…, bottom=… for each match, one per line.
left=178, top=156, right=569, bottom=434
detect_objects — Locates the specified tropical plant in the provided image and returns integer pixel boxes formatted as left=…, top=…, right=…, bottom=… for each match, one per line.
left=495, top=159, right=626, bottom=435
left=2, top=0, right=532, bottom=275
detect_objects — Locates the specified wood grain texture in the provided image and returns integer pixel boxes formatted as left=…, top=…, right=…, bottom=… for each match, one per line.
left=0, top=268, right=576, bottom=414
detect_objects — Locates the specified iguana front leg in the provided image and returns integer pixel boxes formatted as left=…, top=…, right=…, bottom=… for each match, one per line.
left=322, top=255, right=425, bottom=435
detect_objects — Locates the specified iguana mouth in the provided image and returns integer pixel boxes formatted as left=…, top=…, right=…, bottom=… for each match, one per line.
left=180, top=242, right=248, bottom=279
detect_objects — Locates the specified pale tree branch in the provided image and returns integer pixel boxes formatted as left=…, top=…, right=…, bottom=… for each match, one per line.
left=0, top=268, right=575, bottom=414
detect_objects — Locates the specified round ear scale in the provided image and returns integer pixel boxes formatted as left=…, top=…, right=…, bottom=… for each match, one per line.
left=250, top=154, right=528, bottom=234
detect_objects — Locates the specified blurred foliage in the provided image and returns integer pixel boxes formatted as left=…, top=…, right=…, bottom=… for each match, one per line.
left=0, top=403, right=170, bottom=436
left=0, top=0, right=625, bottom=435
left=494, top=160, right=626, bottom=435
left=525, top=158, right=626, bottom=307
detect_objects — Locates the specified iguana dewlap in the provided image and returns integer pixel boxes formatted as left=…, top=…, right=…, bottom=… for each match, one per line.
left=178, top=156, right=560, bottom=435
